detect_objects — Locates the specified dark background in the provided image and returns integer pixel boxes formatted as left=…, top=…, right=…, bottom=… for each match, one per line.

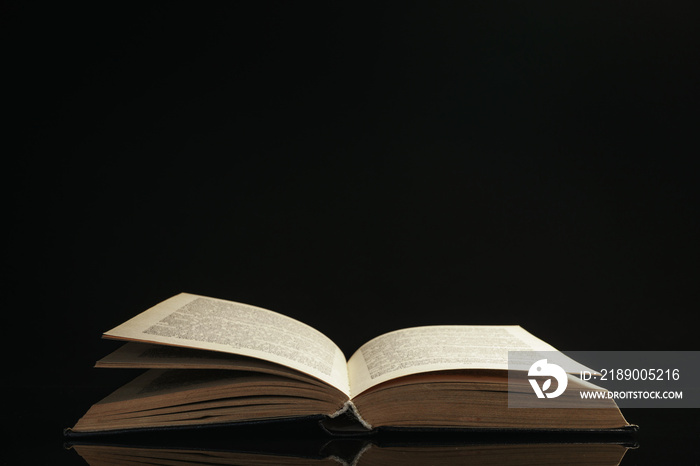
left=5, top=2, right=699, bottom=463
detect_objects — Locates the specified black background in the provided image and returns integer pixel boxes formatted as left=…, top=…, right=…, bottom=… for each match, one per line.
left=5, top=2, right=699, bottom=464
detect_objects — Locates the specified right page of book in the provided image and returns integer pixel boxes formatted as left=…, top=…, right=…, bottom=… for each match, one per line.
left=347, top=325, right=556, bottom=398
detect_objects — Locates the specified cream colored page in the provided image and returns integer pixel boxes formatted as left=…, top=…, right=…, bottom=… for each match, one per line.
left=347, top=325, right=556, bottom=397
left=104, top=293, right=350, bottom=396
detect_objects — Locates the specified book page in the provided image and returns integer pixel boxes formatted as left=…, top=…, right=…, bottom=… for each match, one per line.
left=104, top=293, right=350, bottom=396
left=96, top=342, right=334, bottom=388
left=347, top=325, right=556, bottom=397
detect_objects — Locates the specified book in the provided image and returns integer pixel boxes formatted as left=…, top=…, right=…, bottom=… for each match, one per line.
left=66, top=293, right=633, bottom=435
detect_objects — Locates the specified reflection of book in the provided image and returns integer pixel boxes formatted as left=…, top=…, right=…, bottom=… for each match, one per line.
left=66, top=293, right=633, bottom=435
left=67, top=432, right=636, bottom=466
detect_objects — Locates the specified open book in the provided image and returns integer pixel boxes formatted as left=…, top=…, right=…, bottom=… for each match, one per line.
left=68, top=293, right=632, bottom=435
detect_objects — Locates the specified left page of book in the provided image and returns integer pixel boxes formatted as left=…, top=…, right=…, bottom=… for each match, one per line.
left=103, top=293, right=350, bottom=397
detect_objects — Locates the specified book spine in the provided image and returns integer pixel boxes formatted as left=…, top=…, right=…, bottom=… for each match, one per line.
left=331, top=400, right=373, bottom=430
